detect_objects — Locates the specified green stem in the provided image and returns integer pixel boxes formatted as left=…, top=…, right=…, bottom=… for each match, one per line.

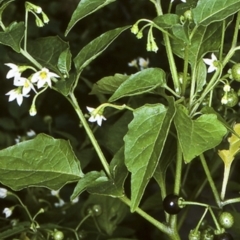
left=231, top=11, right=240, bottom=49
left=174, top=141, right=183, bottom=195
left=20, top=48, right=42, bottom=69
left=120, top=196, right=181, bottom=239
left=219, top=20, right=225, bottom=61
left=24, top=10, right=29, bottom=51
left=221, top=164, right=232, bottom=201
left=222, top=197, right=240, bottom=206
left=181, top=45, right=189, bottom=96
left=68, top=93, right=111, bottom=177
left=199, top=154, right=221, bottom=206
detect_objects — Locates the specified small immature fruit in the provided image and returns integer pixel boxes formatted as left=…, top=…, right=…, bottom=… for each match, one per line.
left=231, top=63, right=240, bottom=82
left=163, top=194, right=183, bottom=215
left=53, top=231, right=64, bottom=240
left=225, top=91, right=238, bottom=107
left=92, top=204, right=102, bottom=216
left=213, top=232, right=233, bottom=240
left=218, top=212, right=234, bottom=229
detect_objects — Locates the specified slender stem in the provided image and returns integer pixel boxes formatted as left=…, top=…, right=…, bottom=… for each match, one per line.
left=174, top=141, right=183, bottom=195
left=24, top=10, right=29, bottom=51
left=169, top=141, right=183, bottom=236
left=9, top=193, right=34, bottom=222
left=75, top=213, right=92, bottom=231
left=219, top=20, right=225, bottom=61
left=181, top=45, right=189, bottom=96
left=120, top=195, right=180, bottom=238
left=231, top=11, right=240, bottom=49
left=68, top=92, right=111, bottom=176
left=163, top=34, right=181, bottom=95
left=199, top=154, right=221, bottom=206
left=20, top=48, right=42, bottom=69
left=222, top=197, right=240, bottom=206
left=221, top=164, right=231, bottom=200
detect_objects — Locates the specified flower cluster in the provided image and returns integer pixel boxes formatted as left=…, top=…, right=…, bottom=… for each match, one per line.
left=128, top=57, right=150, bottom=71
left=5, top=63, right=59, bottom=113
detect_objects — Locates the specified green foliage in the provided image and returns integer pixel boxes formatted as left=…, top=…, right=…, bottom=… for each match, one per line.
left=0, top=21, right=24, bottom=52
left=0, top=134, right=83, bottom=190
left=124, top=99, right=175, bottom=211
left=1, top=0, right=240, bottom=239
left=65, top=0, right=116, bottom=36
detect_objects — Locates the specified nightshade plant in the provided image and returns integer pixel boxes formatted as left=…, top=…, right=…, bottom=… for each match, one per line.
left=1, top=0, right=240, bottom=239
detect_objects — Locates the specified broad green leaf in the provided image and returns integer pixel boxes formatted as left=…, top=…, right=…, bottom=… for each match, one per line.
left=57, top=48, right=72, bottom=78
left=153, top=14, right=180, bottom=29
left=172, top=23, right=189, bottom=43
left=65, top=0, right=116, bottom=36
left=90, top=74, right=129, bottom=95
left=74, top=26, right=130, bottom=75
left=0, top=0, right=14, bottom=21
left=82, top=195, right=128, bottom=236
left=54, top=73, right=76, bottom=96
left=0, top=133, right=83, bottom=190
left=0, top=21, right=24, bottom=52
left=71, top=171, right=107, bottom=200
left=124, top=99, right=175, bottom=211
left=174, top=105, right=227, bottom=163
left=28, top=36, right=69, bottom=74
left=86, top=147, right=128, bottom=197
left=195, top=59, right=207, bottom=92
left=97, top=111, right=133, bottom=154
left=193, top=0, right=240, bottom=26
left=109, top=68, right=166, bottom=102
left=0, top=222, right=30, bottom=238
left=201, top=106, right=238, bottom=136
left=171, top=22, right=222, bottom=66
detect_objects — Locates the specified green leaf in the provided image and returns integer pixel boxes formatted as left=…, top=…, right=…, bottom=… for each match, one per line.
left=71, top=171, right=107, bottom=200
left=124, top=99, right=175, bottom=211
left=174, top=105, right=227, bottom=163
left=109, top=68, right=166, bottom=102
left=90, top=74, right=129, bottom=95
left=74, top=26, right=130, bottom=75
left=57, top=48, right=72, bottom=78
left=0, top=133, right=83, bottom=190
left=172, top=23, right=190, bottom=43
left=97, top=111, right=133, bottom=154
left=54, top=73, right=76, bottom=96
left=28, top=36, right=69, bottom=74
left=0, top=21, right=24, bottom=52
left=86, top=147, right=128, bottom=197
left=0, top=222, right=30, bottom=238
left=82, top=195, right=128, bottom=236
left=65, top=0, right=116, bottom=36
left=153, top=14, right=180, bottom=29
left=193, top=0, right=240, bottom=26
left=201, top=106, right=239, bottom=137
left=171, top=22, right=222, bottom=66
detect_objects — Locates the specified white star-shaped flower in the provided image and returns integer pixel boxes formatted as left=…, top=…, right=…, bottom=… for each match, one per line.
left=203, top=53, right=218, bottom=73
left=87, top=106, right=106, bottom=126
left=138, top=57, right=149, bottom=70
left=31, top=67, right=59, bottom=88
left=6, top=88, right=29, bottom=106
left=5, top=63, right=22, bottom=83
left=3, top=208, right=12, bottom=218
left=0, top=188, right=7, bottom=198
left=14, top=77, right=36, bottom=95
